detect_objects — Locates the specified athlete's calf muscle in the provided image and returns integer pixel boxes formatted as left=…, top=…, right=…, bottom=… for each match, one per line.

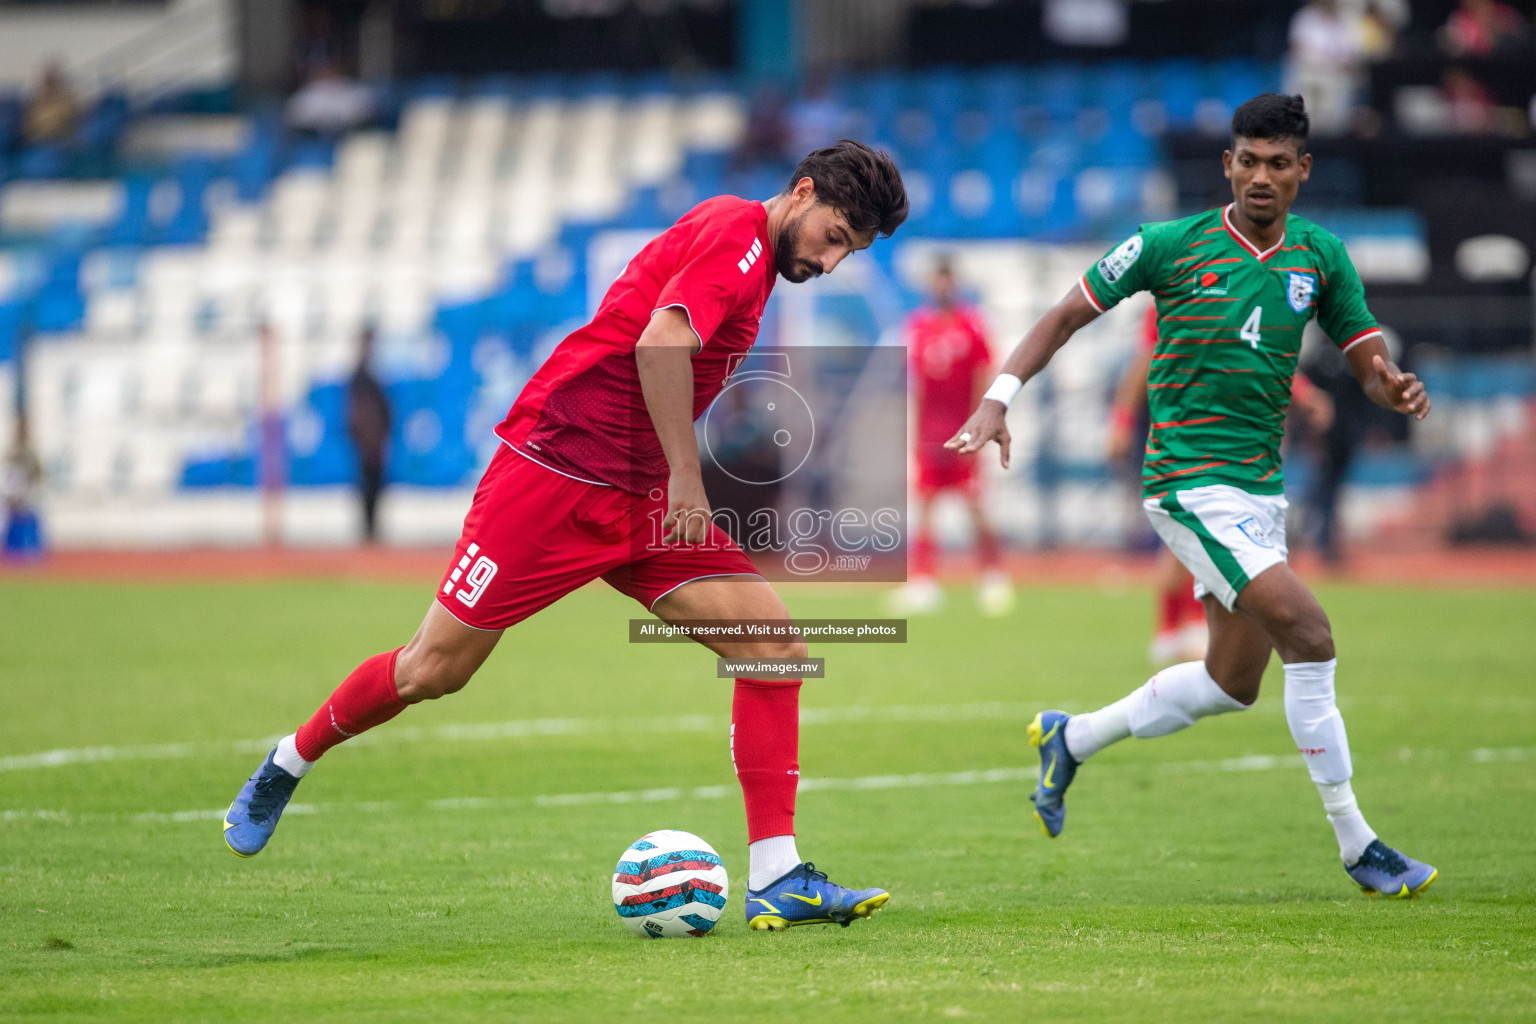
left=1202, top=595, right=1272, bottom=704
left=395, top=602, right=504, bottom=701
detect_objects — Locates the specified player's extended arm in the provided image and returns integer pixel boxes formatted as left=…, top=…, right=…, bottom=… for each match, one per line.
left=635, top=307, right=712, bottom=544
left=944, top=285, right=1102, bottom=468
left=1344, top=334, right=1431, bottom=421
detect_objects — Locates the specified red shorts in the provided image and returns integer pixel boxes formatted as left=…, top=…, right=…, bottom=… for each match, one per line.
left=915, top=450, right=979, bottom=498
left=436, top=444, right=761, bottom=631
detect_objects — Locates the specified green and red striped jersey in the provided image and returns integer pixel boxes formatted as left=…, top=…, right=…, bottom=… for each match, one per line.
left=1081, top=204, right=1380, bottom=498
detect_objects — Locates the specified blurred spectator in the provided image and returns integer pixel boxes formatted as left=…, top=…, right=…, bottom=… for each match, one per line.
left=735, top=86, right=789, bottom=172
left=1286, top=1, right=1363, bottom=135
left=22, top=61, right=81, bottom=146
left=1439, top=0, right=1529, bottom=57
left=1299, top=341, right=1378, bottom=567
left=3, top=414, right=45, bottom=561
left=1357, top=2, right=1401, bottom=62
left=1442, top=66, right=1497, bottom=133
left=785, top=72, right=843, bottom=165
left=286, top=60, right=375, bottom=138
left=347, top=327, right=391, bottom=544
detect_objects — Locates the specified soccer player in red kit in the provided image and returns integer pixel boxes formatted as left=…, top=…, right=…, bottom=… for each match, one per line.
left=224, top=142, right=909, bottom=931
left=892, top=258, right=1011, bottom=616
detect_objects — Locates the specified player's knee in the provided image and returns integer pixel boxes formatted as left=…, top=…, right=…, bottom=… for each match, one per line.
left=1285, top=611, right=1335, bottom=663
left=746, top=637, right=807, bottom=661
left=781, top=638, right=809, bottom=662
left=1208, top=661, right=1264, bottom=707
left=1262, top=601, right=1334, bottom=663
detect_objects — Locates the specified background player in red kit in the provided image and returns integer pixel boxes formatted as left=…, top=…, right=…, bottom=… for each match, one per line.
left=223, top=141, right=909, bottom=931
left=892, top=258, right=1011, bottom=616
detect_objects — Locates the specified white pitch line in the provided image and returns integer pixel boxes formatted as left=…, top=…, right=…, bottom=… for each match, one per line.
left=5, top=746, right=1532, bottom=828
left=0, top=702, right=1051, bottom=774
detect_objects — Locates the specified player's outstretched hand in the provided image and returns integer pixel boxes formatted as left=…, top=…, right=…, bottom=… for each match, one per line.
left=944, top=400, right=1012, bottom=469
left=662, top=470, right=714, bottom=545
left=1373, top=354, right=1431, bottom=420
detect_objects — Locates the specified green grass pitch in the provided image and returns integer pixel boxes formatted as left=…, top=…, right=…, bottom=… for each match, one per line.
left=2, top=576, right=1533, bottom=1022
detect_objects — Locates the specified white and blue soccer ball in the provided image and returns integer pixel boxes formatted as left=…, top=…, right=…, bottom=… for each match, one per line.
left=612, top=829, right=729, bottom=938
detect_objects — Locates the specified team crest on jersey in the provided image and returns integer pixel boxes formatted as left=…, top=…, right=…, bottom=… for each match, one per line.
left=1194, top=269, right=1231, bottom=296
left=1097, top=234, right=1143, bottom=283
left=1286, top=272, right=1316, bottom=313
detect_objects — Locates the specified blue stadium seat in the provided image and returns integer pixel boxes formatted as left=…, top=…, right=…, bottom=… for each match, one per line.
left=160, top=158, right=216, bottom=245
left=1158, top=60, right=1203, bottom=127
left=106, top=173, right=157, bottom=246
left=286, top=383, right=354, bottom=487
left=234, top=116, right=280, bottom=202
left=0, top=302, right=22, bottom=363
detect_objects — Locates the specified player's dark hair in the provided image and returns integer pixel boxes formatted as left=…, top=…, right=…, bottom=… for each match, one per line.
left=1231, top=93, right=1310, bottom=153
left=787, top=140, right=908, bottom=238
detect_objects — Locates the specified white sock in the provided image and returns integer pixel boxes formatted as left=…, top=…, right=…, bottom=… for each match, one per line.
left=1319, top=780, right=1377, bottom=865
left=1283, top=660, right=1353, bottom=784
left=1064, top=661, right=1247, bottom=761
left=1064, top=697, right=1132, bottom=761
left=1284, top=659, right=1375, bottom=863
left=272, top=733, right=315, bottom=778
left=747, top=834, right=801, bottom=891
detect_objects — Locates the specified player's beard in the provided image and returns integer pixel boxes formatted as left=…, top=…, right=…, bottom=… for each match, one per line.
left=774, top=212, right=822, bottom=283
left=1241, top=188, right=1282, bottom=227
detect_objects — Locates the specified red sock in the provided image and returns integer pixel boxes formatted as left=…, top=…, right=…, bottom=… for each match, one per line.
left=976, top=527, right=1001, bottom=571
left=1177, top=587, right=1206, bottom=626
left=912, top=527, right=935, bottom=578
left=294, top=648, right=409, bottom=762
left=732, top=677, right=800, bottom=842
left=1157, top=586, right=1181, bottom=634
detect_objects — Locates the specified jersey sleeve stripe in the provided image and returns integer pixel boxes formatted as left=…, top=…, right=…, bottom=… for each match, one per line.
left=1339, top=327, right=1382, bottom=352
left=1151, top=415, right=1227, bottom=428
left=1078, top=275, right=1107, bottom=314
left=653, top=302, right=704, bottom=349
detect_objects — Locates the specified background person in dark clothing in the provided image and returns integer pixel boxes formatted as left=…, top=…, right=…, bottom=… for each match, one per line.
left=347, top=327, right=391, bottom=544
left=1301, top=331, right=1385, bottom=566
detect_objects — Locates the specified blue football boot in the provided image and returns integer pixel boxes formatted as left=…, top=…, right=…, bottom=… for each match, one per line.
left=1346, top=839, right=1438, bottom=898
left=744, top=863, right=890, bottom=930
left=1028, top=710, right=1079, bottom=838
left=224, top=750, right=302, bottom=857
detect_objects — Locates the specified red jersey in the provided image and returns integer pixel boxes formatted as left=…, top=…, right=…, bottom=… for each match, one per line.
left=908, top=304, right=991, bottom=449
left=497, top=196, right=776, bottom=494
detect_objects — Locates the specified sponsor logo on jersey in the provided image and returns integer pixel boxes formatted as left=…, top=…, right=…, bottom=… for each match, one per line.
left=1287, top=272, right=1316, bottom=313
left=1235, top=516, right=1275, bottom=549
left=1194, top=269, right=1231, bottom=296
left=737, top=237, right=764, bottom=274
left=1097, top=234, right=1143, bottom=283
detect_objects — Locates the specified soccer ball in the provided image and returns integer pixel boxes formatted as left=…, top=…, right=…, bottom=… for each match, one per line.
left=611, top=830, right=729, bottom=938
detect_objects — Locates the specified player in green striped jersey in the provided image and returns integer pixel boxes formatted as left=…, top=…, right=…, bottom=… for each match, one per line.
left=949, top=94, right=1437, bottom=897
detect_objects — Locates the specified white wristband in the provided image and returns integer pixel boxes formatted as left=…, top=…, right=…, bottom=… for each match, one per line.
left=983, top=373, right=1023, bottom=407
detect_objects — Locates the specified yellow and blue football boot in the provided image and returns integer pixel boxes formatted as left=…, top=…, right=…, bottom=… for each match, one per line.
left=1028, top=709, right=1079, bottom=838
left=744, top=863, right=889, bottom=930
left=1346, top=839, right=1438, bottom=898
left=223, top=750, right=302, bottom=857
